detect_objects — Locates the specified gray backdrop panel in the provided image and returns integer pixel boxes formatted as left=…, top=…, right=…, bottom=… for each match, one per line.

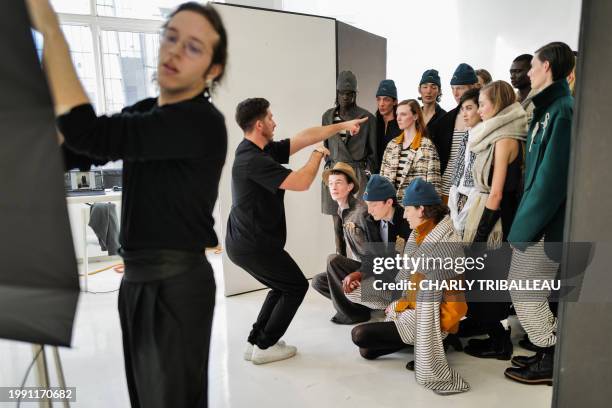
left=0, top=2, right=79, bottom=347
left=553, top=0, right=612, bottom=406
left=336, top=21, right=386, bottom=114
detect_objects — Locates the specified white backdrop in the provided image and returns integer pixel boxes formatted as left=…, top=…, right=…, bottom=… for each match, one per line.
left=213, top=4, right=337, bottom=296
left=283, top=0, right=582, bottom=110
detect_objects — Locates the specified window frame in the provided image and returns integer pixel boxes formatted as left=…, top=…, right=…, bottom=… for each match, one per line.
left=58, top=9, right=163, bottom=113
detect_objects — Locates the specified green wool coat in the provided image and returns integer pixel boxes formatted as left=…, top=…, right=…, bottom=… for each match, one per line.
left=508, top=79, right=573, bottom=250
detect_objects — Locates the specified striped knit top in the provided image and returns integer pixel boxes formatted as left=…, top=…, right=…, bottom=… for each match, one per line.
left=440, top=129, right=465, bottom=196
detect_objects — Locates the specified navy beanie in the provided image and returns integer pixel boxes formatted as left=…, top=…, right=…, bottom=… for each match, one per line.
left=450, top=63, right=477, bottom=85
left=363, top=174, right=396, bottom=202
left=402, top=178, right=442, bottom=206
left=419, top=69, right=441, bottom=88
left=376, top=79, right=397, bottom=99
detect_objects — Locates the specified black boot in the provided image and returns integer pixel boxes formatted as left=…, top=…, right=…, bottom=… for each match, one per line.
left=457, top=318, right=488, bottom=338
left=406, top=360, right=414, bottom=371
left=465, top=325, right=512, bottom=360
left=504, top=346, right=555, bottom=385
left=511, top=353, right=541, bottom=368
left=443, top=334, right=463, bottom=352
left=519, top=334, right=541, bottom=352
left=331, top=312, right=370, bottom=325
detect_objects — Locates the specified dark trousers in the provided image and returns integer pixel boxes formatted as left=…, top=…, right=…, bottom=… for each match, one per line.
left=351, top=321, right=406, bottom=359
left=311, top=254, right=370, bottom=321
left=118, top=260, right=216, bottom=408
left=226, top=246, right=308, bottom=349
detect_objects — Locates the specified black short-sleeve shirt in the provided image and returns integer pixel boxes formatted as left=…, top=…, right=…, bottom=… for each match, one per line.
left=226, top=138, right=292, bottom=252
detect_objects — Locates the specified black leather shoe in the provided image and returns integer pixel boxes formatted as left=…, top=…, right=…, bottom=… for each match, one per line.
left=519, top=334, right=541, bottom=352
left=457, top=318, right=488, bottom=338
left=406, top=360, right=414, bottom=371
left=511, top=353, right=541, bottom=368
left=443, top=334, right=463, bottom=352
left=467, top=337, right=491, bottom=349
left=504, top=347, right=554, bottom=385
left=464, top=329, right=512, bottom=360
left=330, top=313, right=369, bottom=325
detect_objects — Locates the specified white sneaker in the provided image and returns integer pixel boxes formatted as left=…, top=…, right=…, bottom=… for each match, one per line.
left=245, top=340, right=285, bottom=361
left=244, top=343, right=254, bottom=361
left=251, top=340, right=297, bottom=365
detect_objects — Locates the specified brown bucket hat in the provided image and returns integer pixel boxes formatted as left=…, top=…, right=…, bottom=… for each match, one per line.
left=322, top=162, right=359, bottom=188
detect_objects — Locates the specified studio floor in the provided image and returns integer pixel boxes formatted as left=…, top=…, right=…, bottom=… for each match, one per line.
left=0, top=254, right=552, bottom=407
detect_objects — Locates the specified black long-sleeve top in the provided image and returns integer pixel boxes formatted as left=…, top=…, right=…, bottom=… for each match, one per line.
left=58, top=94, right=227, bottom=252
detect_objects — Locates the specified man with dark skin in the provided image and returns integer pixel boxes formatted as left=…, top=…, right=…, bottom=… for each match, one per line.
left=322, top=71, right=377, bottom=252
left=510, top=54, right=533, bottom=103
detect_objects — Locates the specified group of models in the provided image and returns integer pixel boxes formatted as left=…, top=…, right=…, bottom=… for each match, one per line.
left=28, top=0, right=575, bottom=405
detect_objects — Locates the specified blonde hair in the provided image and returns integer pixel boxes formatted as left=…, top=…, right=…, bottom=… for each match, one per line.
left=481, top=80, right=516, bottom=115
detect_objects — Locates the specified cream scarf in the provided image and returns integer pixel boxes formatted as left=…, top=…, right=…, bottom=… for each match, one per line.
left=462, top=102, right=527, bottom=247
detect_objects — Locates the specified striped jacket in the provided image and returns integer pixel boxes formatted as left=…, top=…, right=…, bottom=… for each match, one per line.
left=380, top=131, right=442, bottom=203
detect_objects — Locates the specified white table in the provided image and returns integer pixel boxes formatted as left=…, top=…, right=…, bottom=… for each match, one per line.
left=66, top=190, right=122, bottom=292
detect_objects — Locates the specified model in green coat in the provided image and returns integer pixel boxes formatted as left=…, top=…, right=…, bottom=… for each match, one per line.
left=504, top=41, right=575, bottom=387
left=508, top=79, right=573, bottom=254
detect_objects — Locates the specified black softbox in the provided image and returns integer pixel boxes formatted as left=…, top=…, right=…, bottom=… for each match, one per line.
left=0, top=2, right=79, bottom=346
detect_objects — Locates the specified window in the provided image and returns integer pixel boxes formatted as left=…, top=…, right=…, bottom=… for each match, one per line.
left=95, top=0, right=183, bottom=20
left=62, top=25, right=99, bottom=107
left=33, top=25, right=98, bottom=106
left=100, top=31, right=159, bottom=112
left=51, top=0, right=91, bottom=14
left=47, top=3, right=172, bottom=168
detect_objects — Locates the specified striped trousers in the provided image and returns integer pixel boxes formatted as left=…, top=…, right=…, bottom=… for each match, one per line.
left=508, top=240, right=559, bottom=347
left=347, top=284, right=470, bottom=394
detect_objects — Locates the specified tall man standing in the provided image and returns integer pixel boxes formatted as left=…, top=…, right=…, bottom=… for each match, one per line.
left=510, top=54, right=536, bottom=124
left=322, top=71, right=378, bottom=215
left=226, top=98, right=366, bottom=365
left=418, top=69, right=446, bottom=128
left=375, top=79, right=402, bottom=166
left=428, top=63, right=478, bottom=202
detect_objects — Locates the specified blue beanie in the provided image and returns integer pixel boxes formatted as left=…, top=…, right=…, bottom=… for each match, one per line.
left=450, top=63, right=477, bottom=85
left=402, top=178, right=442, bottom=206
left=376, top=79, right=397, bottom=99
left=363, top=175, right=396, bottom=202
left=420, top=69, right=441, bottom=88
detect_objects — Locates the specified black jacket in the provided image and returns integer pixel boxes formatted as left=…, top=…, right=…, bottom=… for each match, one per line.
left=427, top=103, right=447, bottom=130
left=367, top=203, right=411, bottom=245
left=428, top=104, right=460, bottom=175
left=375, top=112, right=402, bottom=169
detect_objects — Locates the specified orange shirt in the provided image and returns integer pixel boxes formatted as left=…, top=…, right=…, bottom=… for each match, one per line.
left=393, top=218, right=467, bottom=333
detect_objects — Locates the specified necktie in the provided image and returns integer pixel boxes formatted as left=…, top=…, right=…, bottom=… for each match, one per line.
left=381, top=220, right=389, bottom=243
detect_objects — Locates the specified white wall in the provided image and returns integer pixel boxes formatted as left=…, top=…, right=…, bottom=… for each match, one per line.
left=213, top=4, right=337, bottom=296
left=283, top=0, right=582, bottom=110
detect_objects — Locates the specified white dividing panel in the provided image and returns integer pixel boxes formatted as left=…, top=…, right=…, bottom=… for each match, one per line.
left=213, top=4, right=337, bottom=296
